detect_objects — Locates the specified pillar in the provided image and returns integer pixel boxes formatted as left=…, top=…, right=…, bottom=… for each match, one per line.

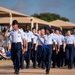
left=36, top=23, right=38, bottom=33
left=9, top=13, right=12, bottom=30
left=60, top=27, right=62, bottom=30
left=31, top=17, right=34, bottom=31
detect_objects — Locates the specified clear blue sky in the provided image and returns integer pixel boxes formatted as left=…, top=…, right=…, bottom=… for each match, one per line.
left=0, top=0, right=75, bottom=23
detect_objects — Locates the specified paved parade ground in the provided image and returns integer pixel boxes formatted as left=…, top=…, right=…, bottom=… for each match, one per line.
left=0, top=60, right=75, bottom=75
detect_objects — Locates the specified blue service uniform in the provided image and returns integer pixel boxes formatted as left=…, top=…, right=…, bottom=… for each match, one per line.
left=7, top=29, right=24, bottom=71
left=72, top=34, right=75, bottom=66
left=25, top=31, right=34, bottom=68
left=56, top=34, right=65, bottom=67
left=37, top=35, right=46, bottom=68
left=32, top=33, right=38, bottom=68
left=51, top=33, right=59, bottom=68
left=20, top=31, right=27, bottom=69
left=44, top=34, right=55, bottom=73
left=65, top=35, right=75, bottom=68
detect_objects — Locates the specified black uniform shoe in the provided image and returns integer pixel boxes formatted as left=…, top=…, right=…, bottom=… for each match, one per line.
left=38, top=63, right=41, bottom=67
left=14, top=70, right=19, bottom=74
left=57, top=66, right=60, bottom=68
left=42, top=66, right=45, bottom=69
left=74, top=64, right=75, bottom=67
left=68, top=67, right=72, bottom=69
left=46, top=70, right=49, bottom=74
left=26, top=65, right=29, bottom=69
left=21, top=67, right=24, bottom=69
left=33, top=66, right=36, bottom=68
left=52, top=66, right=55, bottom=68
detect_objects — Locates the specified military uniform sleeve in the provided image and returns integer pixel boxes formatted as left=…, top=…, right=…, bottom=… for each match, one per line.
left=24, top=33, right=27, bottom=41
left=62, top=36, right=65, bottom=43
left=19, top=30, right=25, bottom=39
left=52, top=37, right=56, bottom=43
left=31, top=32, right=34, bottom=39
left=7, top=31, right=13, bottom=36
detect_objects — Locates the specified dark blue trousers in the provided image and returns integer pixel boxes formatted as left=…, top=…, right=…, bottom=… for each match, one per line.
left=32, top=44, right=37, bottom=67
left=20, top=52, right=28, bottom=68
left=37, top=45, right=44, bottom=67
left=52, top=50, right=56, bottom=67
left=26, top=42, right=32, bottom=67
left=73, top=48, right=75, bottom=66
left=45, top=45, right=52, bottom=71
left=11, top=42, right=22, bottom=71
left=66, top=44, right=74, bottom=68
left=57, top=45, right=64, bottom=67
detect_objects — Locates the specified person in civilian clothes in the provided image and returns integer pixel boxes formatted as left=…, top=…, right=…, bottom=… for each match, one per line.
left=25, top=24, right=34, bottom=68
left=5, top=20, right=26, bottom=74
left=64, top=29, right=75, bottom=69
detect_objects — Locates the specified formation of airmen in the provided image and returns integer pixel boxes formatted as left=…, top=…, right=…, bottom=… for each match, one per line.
left=4, top=20, right=75, bottom=74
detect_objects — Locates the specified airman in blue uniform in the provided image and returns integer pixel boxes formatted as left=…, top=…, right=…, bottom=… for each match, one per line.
left=32, top=27, right=38, bottom=68
left=5, top=20, right=25, bottom=74
left=56, top=29, right=65, bottom=67
left=35, top=28, right=46, bottom=69
left=19, top=26, right=28, bottom=69
left=64, top=29, right=75, bottom=69
left=72, top=27, right=75, bottom=67
left=25, top=25, right=34, bottom=68
left=44, top=26, right=56, bottom=74
left=51, top=29, right=60, bottom=68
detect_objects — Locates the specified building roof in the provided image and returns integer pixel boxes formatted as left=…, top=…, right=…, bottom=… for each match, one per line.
left=0, top=17, right=50, bottom=25
left=0, top=7, right=29, bottom=17
left=49, top=20, right=75, bottom=28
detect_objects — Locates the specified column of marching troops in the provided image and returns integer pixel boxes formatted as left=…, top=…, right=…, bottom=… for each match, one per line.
left=4, top=20, right=75, bottom=74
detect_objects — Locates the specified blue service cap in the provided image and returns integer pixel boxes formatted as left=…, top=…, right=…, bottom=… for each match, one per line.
left=66, top=28, right=71, bottom=31
left=59, top=29, right=62, bottom=32
left=26, top=24, right=30, bottom=27
left=54, top=28, right=60, bottom=31
left=45, top=26, right=51, bottom=30
left=44, top=25, right=50, bottom=30
left=12, top=20, right=18, bottom=25
left=19, top=26, right=22, bottom=29
left=73, top=27, right=75, bottom=29
left=32, top=27, right=36, bottom=30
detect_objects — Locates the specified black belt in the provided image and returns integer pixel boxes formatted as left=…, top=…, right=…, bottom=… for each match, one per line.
left=47, top=44, right=52, bottom=46
left=12, top=42, right=21, bottom=44
left=60, top=45, right=63, bottom=46
left=67, top=44, right=73, bottom=45
left=38, top=45, right=42, bottom=47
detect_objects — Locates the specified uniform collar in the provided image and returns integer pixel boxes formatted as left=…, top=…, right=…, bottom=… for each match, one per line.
left=26, top=30, right=30, bottom=33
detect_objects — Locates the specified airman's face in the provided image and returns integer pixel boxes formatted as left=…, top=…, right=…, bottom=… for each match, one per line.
left=0, top=35, right=3, bottom=40
left=38, top=30, right=41, bottom=35
left=73, top=29, right=75, bottom=33
left=32, top=29, right=36, bottom=34
left=67, top=31, right=71, bottom=36
left=56, top=30, right=59, bottom=34
left=45, top=29, right=49, bottom=34
left=60, top=31, right=62, bottom=34
left=27, top=26, right=30, bottom=30
left=13, top=24, right=18, bottom=29
left=41, top=29, right=45, bottom=35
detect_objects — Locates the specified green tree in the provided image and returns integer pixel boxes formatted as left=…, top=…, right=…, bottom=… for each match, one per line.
left=32, top=13, right=69, bottom=22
